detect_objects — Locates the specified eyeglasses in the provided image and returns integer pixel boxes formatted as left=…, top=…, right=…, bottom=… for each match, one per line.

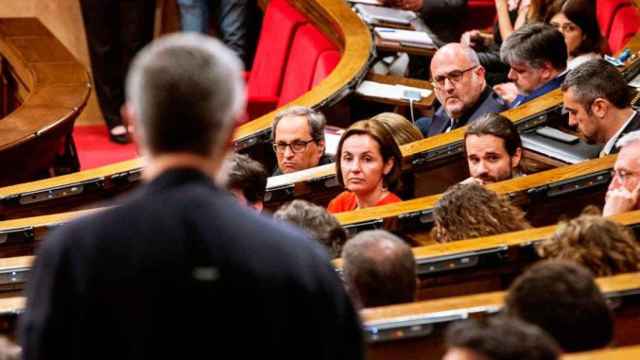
left=273, top=139, right=315, bottom=154
left=551, top=22, right=579, bottom=34
left=611, top=169, right=638, bottom=182
left=431, top=65, right=477, bottom=88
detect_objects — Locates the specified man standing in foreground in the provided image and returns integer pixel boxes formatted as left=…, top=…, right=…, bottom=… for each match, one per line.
left=20, top=34, right=363, bottom=360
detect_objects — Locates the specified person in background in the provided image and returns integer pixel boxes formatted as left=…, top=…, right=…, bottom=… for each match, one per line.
left=443, top=316, right=560, bottom=360
left=561, top=59, right=640, bottom=158
left=505, top=260, right=614, bottom=353
left=274, top=200, right=347, bottom=259
left=224, top=153, right=267, bottom=212
left=371, top=112, right=424, bottom=145
left=433, top=182, right=530, bottom=242
left=328, top=119, right=403, bottom=213
left=341, top=230, right=416, bottom=309
left=547, top=0, right=604, bottom=70
left=463, top=113, right=523, bottom=184
left=271, top=106, right=332, bottom=175
left=416, top=43, right=507, bottom=137
left=603, top=131, right=640, bottom=216
left=497, top=23, right=568, bottom=106
left=79, top=0, right=155, bottom=144
left=382, top=0, right=468, bottom=43
left=537, top=214, right=640, bottom=276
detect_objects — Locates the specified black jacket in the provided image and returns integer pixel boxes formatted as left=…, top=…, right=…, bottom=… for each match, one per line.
left=21, top=168, right=363, bottom=360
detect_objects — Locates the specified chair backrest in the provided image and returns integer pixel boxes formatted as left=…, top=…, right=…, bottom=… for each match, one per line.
left=311, top=50, right=341, bottom=87
left=597, top=0, right=633, bottom=39
left=247, top=0, right=307, bottom=99
left=607, top=4, right=640, bottom=53
left=278, top=24, right=338, bottom=106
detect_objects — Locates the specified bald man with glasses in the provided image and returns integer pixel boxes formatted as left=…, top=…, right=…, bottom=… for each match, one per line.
left=416, top=43, right=507, bottom=137
left=603, top=131, right=640, bottom=217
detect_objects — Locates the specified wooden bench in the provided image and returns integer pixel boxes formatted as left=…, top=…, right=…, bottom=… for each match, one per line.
left=361, top=272, right=640, bottom=360
left=564, top=345, right=640, bottom=359
left=0, top=18, right=91, bottom=186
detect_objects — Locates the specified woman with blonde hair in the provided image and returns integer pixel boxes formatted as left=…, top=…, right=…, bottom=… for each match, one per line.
left=328, top=119, right=403, bottom=213
left=370, top=112, right=423, bottom=145
left=537, top=214, right=640, bottom=276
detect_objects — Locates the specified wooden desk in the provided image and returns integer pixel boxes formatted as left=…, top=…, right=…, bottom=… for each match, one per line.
left=361, top=272, right=640, bottom=360
left=374, top=36, right=437, bottom=57
left=564, top=346, right=640, bottom=360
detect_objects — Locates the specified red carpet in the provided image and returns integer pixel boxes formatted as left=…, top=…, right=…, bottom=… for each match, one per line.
left=73, top=124, right=139, bottom=170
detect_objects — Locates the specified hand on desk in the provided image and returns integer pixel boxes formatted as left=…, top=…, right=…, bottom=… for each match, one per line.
left=461, top=30, right=493, bottom=49
left=603, top=184, right=640, bottom=217
left=493, top=82, right=519, bottom=104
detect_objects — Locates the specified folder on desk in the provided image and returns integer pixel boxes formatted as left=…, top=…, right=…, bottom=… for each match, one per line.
left=356, top=80, right=432, bottom=101
left=374, top=27, right=434, bottom=46
left=349, top=0, right=383, bottom=5
left=354, top=4, right=417, bottom=25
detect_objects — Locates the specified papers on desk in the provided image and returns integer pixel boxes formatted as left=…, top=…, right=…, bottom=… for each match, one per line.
left=354, top=4, right=416, bottom=25
left=356, top=80, right=432, bottom=101
left=348, top=0, right=383, bottom=5
left=374, top=27, right=434, bottom=47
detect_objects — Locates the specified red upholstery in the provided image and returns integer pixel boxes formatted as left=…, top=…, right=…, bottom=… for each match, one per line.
left=607, top=5, right=640, bottom=53
left=462, top=0, right=497, bottom=33
left=597, top=0, right=633, bottom=38
left=311, top=50, right=340, bottom=86
left=278, top=24, right=338, bottom=106
left=245, top=0, right=307, bottom=120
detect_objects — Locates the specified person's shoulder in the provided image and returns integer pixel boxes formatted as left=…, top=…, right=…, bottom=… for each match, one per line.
left=378, top=191, right=402, bottom=205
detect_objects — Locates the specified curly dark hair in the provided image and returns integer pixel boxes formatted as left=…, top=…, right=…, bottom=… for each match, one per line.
left=433, top=182, right=530, bottom=243
left=537, top=214, right=640, bottom=276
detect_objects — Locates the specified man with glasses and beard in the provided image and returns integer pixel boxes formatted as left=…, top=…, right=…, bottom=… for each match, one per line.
left=603, top=130, right=640, bottom=216
left=463, top=113, right=523, bottom=184
left=271, top=106, right=332, bottom=175
left=416, top=43, right=507, bottom=137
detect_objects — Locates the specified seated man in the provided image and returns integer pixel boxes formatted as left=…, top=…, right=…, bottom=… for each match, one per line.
left=603, top=130, right=640, bottom=216
left=224, top=153, right=267, bottom=212
left=341, top=230, right=416, bottom=309
left=444, top=316, right=560, bottom=360
left=463, top=113, right=522, bottom=184
left=416, top=43, right=507, bottom=137
left=271, top=106, right=332, bottom=175
left=274, top=200, right=347, bottom=259
left=499, top=23, right=568, bottom=107
left=505, top=260, right=614, bottom=353
left=562, top=59, right=640, bottom=157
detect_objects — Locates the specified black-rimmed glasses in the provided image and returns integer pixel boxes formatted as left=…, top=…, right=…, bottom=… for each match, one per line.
left=431, top=65, right=478, bottom=88
left=273, top=139, right=316, bottom=153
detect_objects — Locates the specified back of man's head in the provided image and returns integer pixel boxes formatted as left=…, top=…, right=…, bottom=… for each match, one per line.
left=561, top=59, right=633, bottom=110
left=444, top=316, right=560, bottom=360
left=274, top=200, right=346, bottom=258
left=341, top=230, right=416, bottom=308
left=225, top=153, right=267, bottom=209
left=126, top=33, right=245, bottom=158
left=500, top=23, right=567, bottom=72
left=505, top=260, right=614, bottom=352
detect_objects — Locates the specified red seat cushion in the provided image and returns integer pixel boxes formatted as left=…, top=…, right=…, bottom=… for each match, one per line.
left=311, top=50, right=341, bottom=86
left=245, top=0, right=307, bottom=119
left=597, top=0, right=633, bottom=38
left=608, top=5, right=640, bottom=53
left=278, top=24, right=338, bottom=106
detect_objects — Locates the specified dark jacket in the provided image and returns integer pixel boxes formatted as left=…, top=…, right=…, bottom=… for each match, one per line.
left=610, top=110, right=640, bottom=154
left=417, top=86, right=508, bottom=137
left=20, top=168, right=363, bottom=360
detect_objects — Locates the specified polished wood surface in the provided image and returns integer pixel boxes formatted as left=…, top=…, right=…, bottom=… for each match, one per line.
left=357, top=73, right=435, bottom=108
left=564, top=346, right=640, bottom=360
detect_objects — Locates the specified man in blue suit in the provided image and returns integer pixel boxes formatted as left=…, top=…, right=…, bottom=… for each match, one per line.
left=417, top=43, right=507, bottom=137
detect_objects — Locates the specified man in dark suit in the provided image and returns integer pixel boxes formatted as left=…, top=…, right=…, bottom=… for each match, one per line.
left=20, top=34, right=363, bottom=360
left=562, top=59, right=640, bottom=157
left=416, top=43, right=507, bottom=137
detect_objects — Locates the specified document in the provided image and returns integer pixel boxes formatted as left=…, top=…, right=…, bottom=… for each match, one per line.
left=354, top=4, right=416, bottom=25
left=356, top=80, right=432, bottom=100
left=374, top=27, right=433, bottom=46
left=348, top=0, right=383, bottom=4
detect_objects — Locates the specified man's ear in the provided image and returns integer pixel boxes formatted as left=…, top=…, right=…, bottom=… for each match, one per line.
left=317, top=139, right=326, bottom=154
left=511, top=146, right=523, bottom=169
left=590, top=98, right=609, bottom=119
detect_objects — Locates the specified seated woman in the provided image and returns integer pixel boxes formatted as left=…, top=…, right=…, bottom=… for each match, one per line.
left=433, top=182, right=530, bottom=242
left=327, top=119, right=402, bottom=213
left=537, top=214, right=640, bottom=276
left=547, top=0, right=604, bottom=70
